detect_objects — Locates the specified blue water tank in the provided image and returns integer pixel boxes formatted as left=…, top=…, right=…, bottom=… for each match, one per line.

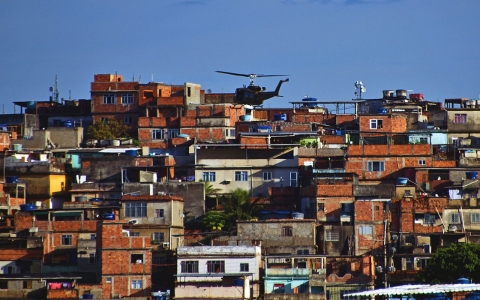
left=20, top=204, right=36, bottom=212
left=273, top=114, right=287, bottom=121
left=302, top=97, right=317, bottom=107
left=233, top=279, right=244, bottom=287
left=397, top=177, right=408, bottom=185
left=464, top=292, right=480, bottom=300
left=240, top=115, right=252, bottom=121
left=60, top=120, right=74, bottom=128
left=83, top=294, right=94, bottom=299
left=103, top=213, right=115, bottom=220
left=466, top=172, right=478, bottom=180
left=456, top=277, right=470, bottom=284
left=377, top=108, right=388, bottom=114
left=5, top=176, right=18, bottom=183
left=125, top=149, right=138, bottom=157
left=423, top=293, right=446, bottom=300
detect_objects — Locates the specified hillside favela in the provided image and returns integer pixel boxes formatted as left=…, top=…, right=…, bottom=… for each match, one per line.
left=2, top=73, right=480, bottom=300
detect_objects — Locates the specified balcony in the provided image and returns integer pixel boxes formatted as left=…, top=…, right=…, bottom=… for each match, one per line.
left=266, top=268, right=326, bottom=277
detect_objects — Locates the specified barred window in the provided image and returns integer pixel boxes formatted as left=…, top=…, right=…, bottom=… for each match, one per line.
left=125, top=202, right=147, bottom=217
left=181, top=261, right=199, bottom=273
left=207, top=260, right=225, bottom=273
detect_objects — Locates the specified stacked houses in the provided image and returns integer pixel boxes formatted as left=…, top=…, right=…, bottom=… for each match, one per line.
left=0, top=74, right=478, bottom=299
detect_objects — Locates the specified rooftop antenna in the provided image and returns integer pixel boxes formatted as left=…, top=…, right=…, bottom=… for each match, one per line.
left=49, top=75, right=60, bottom=103
left=354, top=81, right=366, bottom=100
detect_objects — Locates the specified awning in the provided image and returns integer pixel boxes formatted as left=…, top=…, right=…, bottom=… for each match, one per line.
left=52, top=211, right=83, bottom=217
left=344, top=283, right=480, bottom=297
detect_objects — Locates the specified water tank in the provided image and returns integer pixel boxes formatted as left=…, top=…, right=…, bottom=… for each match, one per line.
left=302, top=97, right=317, bottom=107
left=27, top=101, right=36, bottom=109
left=59, top=120, right=74, bottom=128
left=5, top=176, right=19, bottom=183
left=239, top=115, right=252, bottom=121
left=233, top=279, right=244, bottom=287
left=383, top=90, right=394, bottom=99
left=75, top=196, right=87, bottom=202
left=82, top=294, right=94, bottom=299
left=397, top=177, right=408, bottom=185
left=125, top=149, right=138, bottom=157
left=292, top=212, right=304, bottom=219
left=377, top=108, right=388, bottom=114
left=466, top=171, right=478, bottom=180
left=273, top=114, right=287, bottom=121
left=103, top=213, right=115, bottom=220
left=20, top=204, right=36, bottom=212
left=456, top=278, right=470, bottom=284
left=396, top=89, right=407, bottom=99
left=12, top=144, right=22, bottom=152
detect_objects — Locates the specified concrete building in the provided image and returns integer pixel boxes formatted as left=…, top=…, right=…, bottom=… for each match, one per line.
left=175, top=246, right=261, bottom=300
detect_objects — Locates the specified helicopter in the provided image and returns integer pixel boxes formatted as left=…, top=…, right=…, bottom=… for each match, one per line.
left=216, top=71, right=289, bottom=105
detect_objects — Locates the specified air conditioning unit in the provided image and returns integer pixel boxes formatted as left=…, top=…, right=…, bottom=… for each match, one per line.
left=162, top=242, right=170, bottom=249
left=448, top=225, right=457, bottom=232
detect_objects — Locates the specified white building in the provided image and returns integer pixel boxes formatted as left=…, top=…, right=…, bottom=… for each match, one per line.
left=175, top=246, right=261, bottom=300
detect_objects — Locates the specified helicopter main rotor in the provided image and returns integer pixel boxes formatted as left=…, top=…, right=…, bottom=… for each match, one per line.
left=216, top=71, right=288, bottom=86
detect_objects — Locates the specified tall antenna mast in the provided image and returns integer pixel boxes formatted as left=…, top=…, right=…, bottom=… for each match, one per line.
left=49, top=75, right=60, bottom=103
left=354, top=81, right=366, bottom=100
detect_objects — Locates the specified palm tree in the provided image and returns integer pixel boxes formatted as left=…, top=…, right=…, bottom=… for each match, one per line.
left=220, top=188, right=262, bottom=234
left=202, top=181, right=221, bottom=195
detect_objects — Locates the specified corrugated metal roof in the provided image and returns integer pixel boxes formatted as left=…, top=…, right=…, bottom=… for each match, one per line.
left=344, top=283, right=480, bottom=297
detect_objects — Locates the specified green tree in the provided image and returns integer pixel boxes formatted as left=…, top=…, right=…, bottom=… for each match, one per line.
left=86, top=118, right=129, bottom=140
left=203, top=181, right=221, bottom=195
left=417, top=242, right=480, bottom=283
left=202, top=210, right=225, bottom=231
left=220, top=188, right=262, bottom=233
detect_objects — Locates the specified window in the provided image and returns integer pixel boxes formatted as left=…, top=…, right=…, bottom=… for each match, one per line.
left=282, top=226, right=293, bottom=236
left=168, top=128, right=180, bottom=139
left=450, top=213, right=460, bottom=224
left=202, top=172, right=216, bottom=182
left=105, top=277, right=112, bottom=283
left=155, top=209, right=164, bottom=218
left=370, top=119, right=383, bottom=129
left=225, top=129, right=236, bottom=137
left=341, top=203, right=352, bottom=213
left=240, top=263, right=249, bottom=272
left=121, top=94, right=134, bottom=104
left=359, top=225, right=373, bottom=235
left=89, top=253, right=96, bottom=264
left=130, top=232, right=140, bottom=237
left=454, top=113, right=467, bottom=124
left=471, top=213, right=480, bottom=224
left=0, top=282, right=7, bottom=289
left=131, top=254, right=144, bottom=264
left=424, top=214, right=436, bottom=225
left=290, top=172, right=298, bottom=187
left=181, top=261, right=199, bottom=273
left=263, top=172, right=272, bottom=181
left=61, top=235, right=72, bottom=246
left=103, top=94, right=115, bottom=104
left=90, top=234, right=96, bottom=240
left=124, top=116, right=133, bottom=124
left=131, top=280, right=143, bottom=289
left=367, top=161, right=385, bottom=172
left=418, top=159, right=426, bottom=165
left=297, top=249, right=309, bottom=255
left=317, top=203, right=325, bottom=212
left=152, top=129, right=165, bottom=140
left=325, top=231, right=339, bottom=241
left=207, top=260, right=225, bottom=273
left=153, top=232, right=165, bottom=243
left=235, top=171, right=248, bottom=181
left=125, top=202, right=147, bottom=217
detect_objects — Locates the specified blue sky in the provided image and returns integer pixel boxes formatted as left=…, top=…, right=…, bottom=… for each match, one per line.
left=1, top=0, right=479, bottom=112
